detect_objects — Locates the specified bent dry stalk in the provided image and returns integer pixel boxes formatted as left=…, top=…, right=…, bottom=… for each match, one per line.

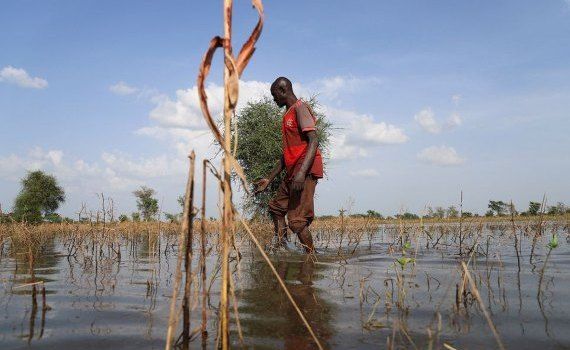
left=181, top=151, right=196, bottom=349
left=195, top=0, right=264, bottom=349
left=460, top=261, right=506, bottom=350
left=200, top=159, right=208, bottom=344
left=165, top=152, right=195, bottom=350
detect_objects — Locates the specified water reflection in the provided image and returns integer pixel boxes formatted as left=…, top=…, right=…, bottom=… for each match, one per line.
left=0, top=224, right=569, bottom=349
left=239, top=256, right=333, bottom=349
left=4, top=236, right=60, bottom=345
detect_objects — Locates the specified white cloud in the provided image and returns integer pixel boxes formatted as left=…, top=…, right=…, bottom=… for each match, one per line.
left=109, top=81, right=138, bottom=95
left=354, top=116, right=409, bottom=145
left=415, top=108, right=462, bottom=133
left=46, top=150, right=63, bottom=165
left=0, top=66, right=48, bottom=89
left=324, top=107, right=408, bottom=161
left=148, top=80, right=269, bottom=129
left=417, top=145, right=465, bottom=166
left=329, top=133, right=368, bottom=160
left=101, top=152, right=186, bottom=179
left=350, top=169, right=380, bottom=177
left=0, top=147, right=188, bottom=194
left=311, top=76, right=382, bottom=100
left=452, top=94, right=462, bottom=105
left=132, top=80, right=272, bottom=161
left=414, top=108, right=441, bottom=134
left=446, top=113, right=462, bottom=128
left=130, top=77, right=406, bottom=164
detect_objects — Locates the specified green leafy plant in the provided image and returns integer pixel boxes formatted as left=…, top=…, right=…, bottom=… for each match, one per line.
left=547, top=234, right=558, bottom=250
left=133, top=186, right=159, bottom=221
left=396, top=257, right=415, bottom=270
left=538, top=233, right=559, bottom=298
left=13, top=170, right=65, bottom=223
left=234, top=96, right=332, bottom=217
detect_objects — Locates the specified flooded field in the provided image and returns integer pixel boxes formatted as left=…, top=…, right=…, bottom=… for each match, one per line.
left=1, top=220, right=569, bottom=349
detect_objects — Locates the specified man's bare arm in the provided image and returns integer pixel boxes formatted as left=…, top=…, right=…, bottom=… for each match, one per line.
left=254, top=155, right=284, bottom=194
left=267, top=155, right=285, bottom=183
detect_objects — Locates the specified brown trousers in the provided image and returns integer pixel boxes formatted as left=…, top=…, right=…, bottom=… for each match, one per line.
left=268, top=175, right=317, bottom=233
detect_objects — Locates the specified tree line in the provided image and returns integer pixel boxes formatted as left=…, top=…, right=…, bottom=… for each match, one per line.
left=323, top=200, right=569, bottom=220
left=0, top=170, right=181, bottom=224
left=1, top=171, right=568, bottom=224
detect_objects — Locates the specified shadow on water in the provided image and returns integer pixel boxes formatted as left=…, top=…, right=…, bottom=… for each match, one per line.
left=238, top=256, right=333, bottom=349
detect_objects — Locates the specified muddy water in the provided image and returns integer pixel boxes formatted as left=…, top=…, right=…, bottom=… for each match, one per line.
left=1, top=223, right=569, bottom=349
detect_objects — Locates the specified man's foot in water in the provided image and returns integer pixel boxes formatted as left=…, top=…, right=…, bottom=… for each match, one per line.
left=267, top=236, right=290, bottom=253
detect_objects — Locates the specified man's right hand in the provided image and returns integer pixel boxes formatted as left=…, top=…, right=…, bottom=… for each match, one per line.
left=254, top=178, right=270, bottom=194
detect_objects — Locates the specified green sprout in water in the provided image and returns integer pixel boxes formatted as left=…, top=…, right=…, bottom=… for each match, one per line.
left=538, top=233, right=559, bottom=299
left=547, top=234, right=558, bottom=250
left=402, top=241, right=412, bottom=255
left=396, top=257, right=415, bottom=270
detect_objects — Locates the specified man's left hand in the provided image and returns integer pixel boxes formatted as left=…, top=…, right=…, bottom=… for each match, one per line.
left=291, top=173, right=305, bottom=192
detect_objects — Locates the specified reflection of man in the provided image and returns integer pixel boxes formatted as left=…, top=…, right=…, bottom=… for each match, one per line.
left=254, top=77, right=324, bottom=253
left=277, top=258, right=331, bottom=350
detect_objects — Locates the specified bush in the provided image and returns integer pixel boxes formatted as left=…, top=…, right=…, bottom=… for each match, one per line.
left=13, top=170, right=65, bottom=223
left=164, top=212, right=180, bottom=223
left=235, top=97, right=332, bottom=217
left=133, top=186, right=159, bottom=221
left=44, top=213, right=63, bottom=223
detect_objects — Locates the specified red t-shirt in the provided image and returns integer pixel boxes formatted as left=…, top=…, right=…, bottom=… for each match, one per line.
left=282, top=99, right=324, bottom=179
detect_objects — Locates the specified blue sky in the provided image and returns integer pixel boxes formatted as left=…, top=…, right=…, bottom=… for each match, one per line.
left=1, top=0, right=569, bottom=217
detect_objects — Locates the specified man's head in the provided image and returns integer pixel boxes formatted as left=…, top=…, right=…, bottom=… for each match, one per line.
left=270, top=76, right=294, bottom=108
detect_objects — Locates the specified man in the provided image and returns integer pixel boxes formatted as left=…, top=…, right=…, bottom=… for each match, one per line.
left=254, top=77, right=324, bottom=253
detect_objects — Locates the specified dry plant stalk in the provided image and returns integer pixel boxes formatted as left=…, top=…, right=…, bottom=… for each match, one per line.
left=196, top=0, right=264, bottom=348
left=460, top=261, right=505, bottom=350
left=182, top=151, right=196, bottom=348
left=165, top=152, right=196, bottom=350
left=200, top=159, right=208, bottom=343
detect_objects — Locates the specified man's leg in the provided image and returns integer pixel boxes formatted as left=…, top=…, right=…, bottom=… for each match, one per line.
left=296, top=225, right=315, bottom=253
left=288, top=175, right=317, bottom=253
left=272, top=214, right=288, bottom=246
left=268, top=180, right=289, bottom=248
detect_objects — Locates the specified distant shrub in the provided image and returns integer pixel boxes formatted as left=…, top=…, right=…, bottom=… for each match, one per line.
left=13, top=170, right=65, bottom=223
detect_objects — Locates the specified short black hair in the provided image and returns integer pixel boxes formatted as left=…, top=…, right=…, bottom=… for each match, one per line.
left=271, top=76, right=292, bottom=92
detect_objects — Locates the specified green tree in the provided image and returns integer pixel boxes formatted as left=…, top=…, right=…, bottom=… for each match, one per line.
left=432, top=206, right=445, bottom=219
left=133, top=186, right=159, bottom=221
left=13, top=170, right=65, bottom=223
left=546, top=202, right=565, bottom=215
left=528, top=201, right=541, bottom=216
left=177, top=195, right=185, bottom=211
left=118, top=214, right=129, bottom=222
left=366, top=210, right=383, bottom=218
left=446, top=206, right=459, bottom=218
left=164, top=212, right=180, bottom=223
left=396, top=212, right=419, bottom=220
left=235, top=96, right=332, bottom=216
left=131, top=212, right=141, bottom=222
left=44, top=213, right=63, bottom=223
left=488, top=200, right=507, bottom=216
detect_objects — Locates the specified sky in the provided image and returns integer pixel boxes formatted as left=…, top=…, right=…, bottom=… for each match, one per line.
left=1, top=0, right=569, bottom=218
